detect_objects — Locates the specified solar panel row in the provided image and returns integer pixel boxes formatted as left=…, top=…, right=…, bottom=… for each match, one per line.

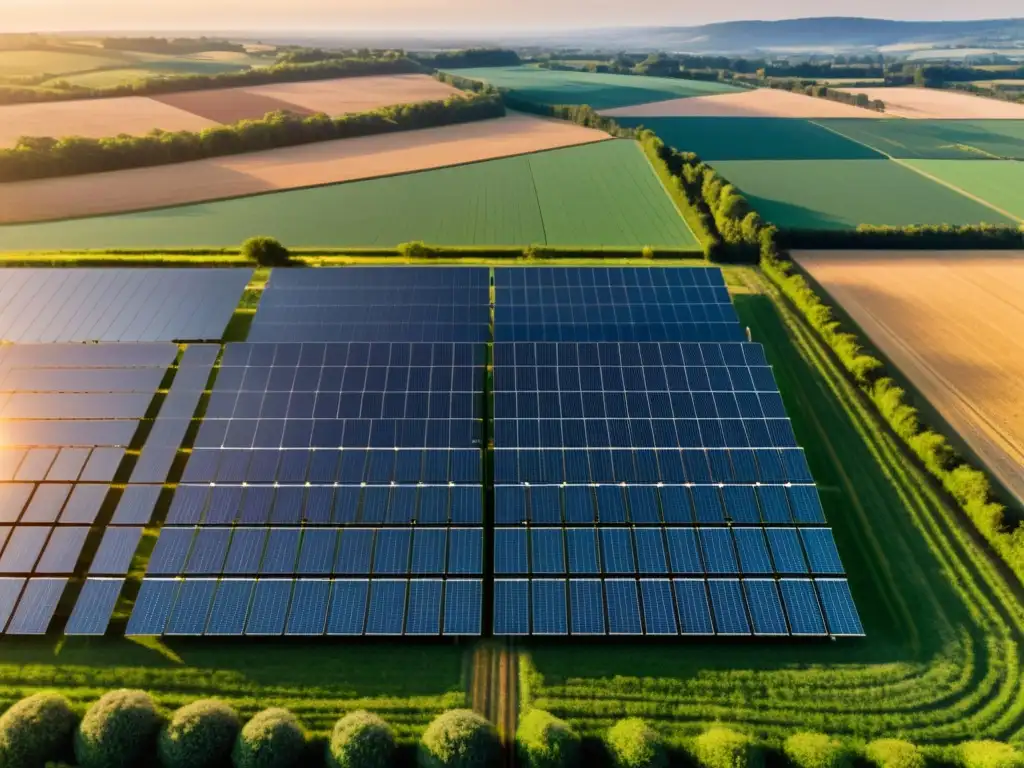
left=193, top=419, right=482, bottom=449
left=147, top=526, right=484, bottom=576
left=493, top=526, right=843, bottom=576
left=166, top=485, right=483, bottom=526
left=0, top=270, right=251, bottom=343
left=493, top=577, right=863, bottom=637
left=127, top=577, right=483, bottom=636
left=494, top=483, right=825, bottom=525
left=0, top=577, right=67, bottom=634
left=0, top=483, right=109, bottom=526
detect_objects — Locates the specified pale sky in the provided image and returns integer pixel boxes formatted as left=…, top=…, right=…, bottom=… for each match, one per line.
left=3, top=0, right=1020, bottom=32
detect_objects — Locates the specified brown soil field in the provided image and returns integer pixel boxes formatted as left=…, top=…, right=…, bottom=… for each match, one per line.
left=795, top=249, right=1024, bottom=506
left=0, top=97, right=218, bottom=148
left=835, top=87, right=1024, bottom=118
left=0, top=113, right=610, bottom=223
left=601, top=88, right=889, bottom=118
left=152, top=90, right=316, bottom=123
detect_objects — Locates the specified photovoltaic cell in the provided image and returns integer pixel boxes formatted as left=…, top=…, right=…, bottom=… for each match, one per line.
left=405, top=579, right=442, bottom=635
left=206, top=579, right=255, bottom=635
left=165, top=579, right=217, bottom=635
left=815, top=579, right=865, bottom=636
left=708, top=579, right=750, bottom=635
left=6, top=577, right=66, bottom=635
left=605, top=579, right=642, bottom=635
left=365, top=580, right=406, bottom=635
left=779, top=579, right=827, bottom=637
left=126, top=579, right=178, bottom=635
left=443, top=579, right=482, bottom=635
left=532, top=579, right=568, bottom=635
left=0, top=578, right=24, bottom=631
left=285, top=580, right=331, bottom=635
left=743, top=579, right=788, bottom=636
left=494, top=579, right=529, bottom=635
left=245, top=579, right=293, bottom=635
left=674, top=579, right=714, bottom=635
left=66, top=578, right=123, bottom=636
left=569, top=579, right=605, bottom=635
left=327, top=580, right=369, bottom=635
left=640, top=579, right=678, bottom=635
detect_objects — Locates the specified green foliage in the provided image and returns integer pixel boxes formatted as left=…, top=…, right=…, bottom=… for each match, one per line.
left=418, top=709, right=499, bottom=768
left=326, top=711, right=395, bottom=768
left=158, top=699, right=240, bottom=768
left=0, top=692, right=77, bottom=768
left=865, top=739, right=926, bottom=768
left=641, top=246, right=655, bottom=259
left=782, top=224, right=1024, bottom=250
left=241, top=237, right=290, bottom=266
left=418, top=49, right=521, bottom=69
left=606, top=718, right=666, bottom=768
left=74, top=690, right=163, bottom=768
left=398, top=241, right=435, bottom=259
left=783, top=732, right=852, bottom=768
left=0, top=91, right=505, bottom=181
left=960, top=742, right=1024, bottom=768
left=693, top=727, right=760, bottom=768
left=232, top=709, right=306, bottom=768
left=515, top=710, right=580, bottom=768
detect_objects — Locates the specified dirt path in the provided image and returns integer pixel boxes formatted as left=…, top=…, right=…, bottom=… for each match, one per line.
left=468, top=641, right=518, bottom=766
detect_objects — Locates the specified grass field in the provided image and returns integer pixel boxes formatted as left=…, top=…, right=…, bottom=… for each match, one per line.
left=904, top=160, right=1024, bottom=219
left=0, top=140, right=698, bottom=250
left=446, top=66, right=740, bottom=110
left=615, top=117, right=884, bottom=160
left=0, top=49, right=123, bottom=78
left=707, top=159, right=1016, bottom=229
left=523, top=268, right=1024, bottom=745
left=819, top=118, right=1024, bottom=160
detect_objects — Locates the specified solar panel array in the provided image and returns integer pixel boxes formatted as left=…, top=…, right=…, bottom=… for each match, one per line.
left=128, top=267, right=490, bottom=637
left=491, top=268, right=863, bottom=637
left=0, top=343, right=179, bottom=634
left=0, top=269, right=252, bottom=343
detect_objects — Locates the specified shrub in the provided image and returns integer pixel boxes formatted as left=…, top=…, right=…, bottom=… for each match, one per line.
left=641, top=246, right=655, bottom=260
left=783, top=732, right=852, bottom=768
left=326, top=711, right=395, bottom=768
left=232, top=709, right=306, bottom=768
left=0, top=692, right=77, bottom=768
left=693, top=727, right=760, bottom=768
left=158, top=700, right=240, bottom=768
left=516, top=710, right=580, bottom=768
left=865, top=739, right=926, bottom=768
left=960, top=741, right=1024, bottom=768
left=418, top=710, right=499, bottom=768
left=74, top=690, right=162, bottom=768
left=241, top=237, right=290, bottom=266
left=398, top=241, right=433, bottom=259
left=606, top=718, right=666, bottom=768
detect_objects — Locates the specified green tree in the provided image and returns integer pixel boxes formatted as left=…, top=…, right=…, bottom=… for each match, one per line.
left=864, top=739, right=925, bottom=768
left=693, top=727, right=761, bottom=768
left=606, top=718, right=666, bottom=768
left=783, top=732, right=852, bottom=768
left=418, top=710, right=499, bottom=768
left=960, top=741, right=1024, bottom=768
left=516, top=710, right=580, bottom=768
left=326, top=711, right=395, bottom=768
left=241, top=236, right=290, bottom=266
left=74, top=690, right=163, bottom=768
left=0, top=692, right=77, bottom=768
left=158, top=700, right=240, bottom=768
left=232, top=709, right=306, bottom=768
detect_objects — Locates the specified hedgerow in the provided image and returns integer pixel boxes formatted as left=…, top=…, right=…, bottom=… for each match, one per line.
left=516, top=709, right=580, bottom=768
left=157, top=699, right=240, bottom=768
left=326, top=711, right=395, bottom=768
left=232, top=709, right=307, bottom=768
left=74, top=690, right=163, bottom=768
left=418, top=710, right=499, bottom=768
left=0, top=692, right=77, bottom=768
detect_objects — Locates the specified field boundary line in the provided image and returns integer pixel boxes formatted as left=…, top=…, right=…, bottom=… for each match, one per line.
left=808, top=120, right=1024, bottom=224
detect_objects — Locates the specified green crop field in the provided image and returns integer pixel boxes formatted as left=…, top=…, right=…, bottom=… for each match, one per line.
left=905, top=159, right=1024, bottom=220
left=446, top=65, right=740, bottom=110
left=523, top=269, right=1024, bottom=745
left=819, top=118, right=1024, bottom=159
left=707, top=158, right=1015, bottom=229
left=0, top=49, right=124, bottom=78
left=0, top=141, right=699, bottom=251
left=616, top=117, right=884, bottom=160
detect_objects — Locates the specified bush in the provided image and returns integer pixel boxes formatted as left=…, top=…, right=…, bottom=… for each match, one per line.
left=74, top=690, right=162, bottom=768
left=960, top=741, right=1024, bottom=768
left=606, top=718, right=666, bottom=768
left=418, top=710, right=499, bottom=768
left=693, top=727, right=760, bottom=768
left=516, top=710, right=580, bottom=768
left=865, top=740, right=926, bottom=768
left=241, top=237, right=290, bottom=266
left=783, top=732, right=852, bottom=768
left=232, top=709, right=306, bottom=768
left=641, top=246, right=655, bottom=260
left=326, top=711, right=395, bottom=768
left=158, top=700, right=240, bottom=768
left=0, top=692, right=77, bottom=768
left=398, top=241, right=434, bottom=259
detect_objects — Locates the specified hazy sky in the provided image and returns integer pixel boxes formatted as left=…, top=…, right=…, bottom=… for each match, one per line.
left=4, top=0, right=1020, bottom=31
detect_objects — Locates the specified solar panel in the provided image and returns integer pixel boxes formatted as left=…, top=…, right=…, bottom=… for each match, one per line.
left=815, top=579, right=865, bottom=636
left=673, top=579, right=714, bottom=635
left=800, top=529, right=845, bottom=575
left=443, top=580, right=482, bottom=635
left=605, top=579, right=642, bottom=635
left=206, top=579, right=255, bottom=635
left=566, top=528, right=600, bottom=574
left=66, top=578, right=123, bottom=636
left=285, top=580, right=331, bottom=635
left=640, top=579, right=679, bottom=635
left=743, top=579, right=788, bottom=636
left=494, top=579, right=529, bottom=635
left=0, top=527, right=48, bottom=574
left=0, top=578, right=25, bottom=631
left=6, top=577, right=66, bottom=635
left=165, top=579, right=217, bottom=636
left=532, top=579, right=568, bottom=635
left=36, top=527, right=88, bottom=574
left=569, top=579, right=605, bottom=635
left=245, top=579, right=293, bottom=635
left=779, top=579, right=827, bottom=637
left=126, top=579, right=178, bottom=635
left=365, top=580, right=407, bottom=635
left=327, top=579, right=369, bottom=635
left=708, top=579, right=750, bottom=635
left=405, top=579, right=443, bottom=635
left=111, top=486, right=161, bottom=525
left=147, top=528, right=195, bottom=575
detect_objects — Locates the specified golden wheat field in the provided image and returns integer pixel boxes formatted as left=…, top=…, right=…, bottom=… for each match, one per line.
left=795, top=250, right=1024, bottom=506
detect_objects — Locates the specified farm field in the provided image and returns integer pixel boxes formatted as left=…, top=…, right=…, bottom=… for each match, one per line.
left=601, top=88, right=889, bottom=118
left=0, top=113, right=610, bottom=223
left=444, top=65, right=740, bottom=109
left=706, top=158, right=1013, bottom=229
left=523, top=268, right=1024, bottom=744
left=903, top=160, right=1024, bottom=219
left=0, top=74, right=460, bottom=145
left=817, top=118, right=1024, bottom=159
left=835, top=87, right=1024, bottom=118
left=795, top=250, right=1024, bottom=506
left=0, top=140, right=698, bottom=249
left=0, top=48, right=124, bottom=77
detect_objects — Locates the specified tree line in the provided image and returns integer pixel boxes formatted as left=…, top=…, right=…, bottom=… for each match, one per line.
left=0, top=54, right=422, bottom=105
left=99, top=37, right=248, bottom=55
left=415, top=48, right=521, bottom=69
left=762, top=78, right=886, bottom=111
left=0, top=91, right=504, bottom=182
left=1, top=690, right=1022, bottom=768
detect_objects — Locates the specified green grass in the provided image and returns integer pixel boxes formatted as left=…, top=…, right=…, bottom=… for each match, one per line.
left=903, top=160, right=1024, bottom=220
left=616, top=117, right=883, bottom=160
left=0, top=141, right=698, bottom=250
left=0, top=638, right=466, bottom=741
left=444, top=66, right=740, bottom=110
left=707, top=158, right=1016, bottom=230
left=523, top=268, right=1024, bottom=745
left=0, top=48, right=124, bottom=78
left=818, top=119, right=1024, bottom=160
